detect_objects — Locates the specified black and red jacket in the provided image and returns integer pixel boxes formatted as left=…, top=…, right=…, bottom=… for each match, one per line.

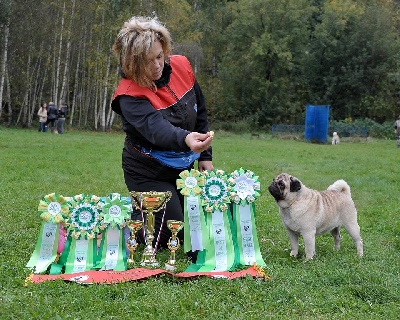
left=111, top=55, right=212, bottom=162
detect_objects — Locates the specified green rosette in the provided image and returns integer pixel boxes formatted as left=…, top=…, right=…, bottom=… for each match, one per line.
left=54, top=194, right=104, bottom=274
left=201, top=169, right=231, bottom=214
left=96, top=193, right=130, bottom=271
left=65, top=193, right=104, bottom=240
left=26, top=193, right=69, bottom=274
left=176, top=169, right=205, bottom=197
left=228, top=168, right=266, bottom=267
left=176, top=169, right=208, bottom=254
left=193, top=169, right=236, bottom=272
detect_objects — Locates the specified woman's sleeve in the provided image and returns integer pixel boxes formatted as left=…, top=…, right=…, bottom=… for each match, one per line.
left=119, top=95, right=190, bottom=152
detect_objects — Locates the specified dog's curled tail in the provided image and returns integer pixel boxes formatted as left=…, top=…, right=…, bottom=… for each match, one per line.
left=327, top=179, right=351, bottom=196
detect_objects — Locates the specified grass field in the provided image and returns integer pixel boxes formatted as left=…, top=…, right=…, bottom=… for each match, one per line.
left=0, top=127, right=399, bottom=319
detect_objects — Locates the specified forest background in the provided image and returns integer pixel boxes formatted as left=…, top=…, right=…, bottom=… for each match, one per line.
left=0, top=0, right=399, bottom=133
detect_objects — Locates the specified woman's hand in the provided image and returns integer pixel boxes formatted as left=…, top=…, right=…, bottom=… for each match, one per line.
left=198, top=160, right=214, bottom=172
left=185, top=131, right=213, bottom=154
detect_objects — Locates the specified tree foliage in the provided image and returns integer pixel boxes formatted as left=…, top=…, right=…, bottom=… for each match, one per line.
left=0, top=0, right=399, bottom=130
left=304, top=0, right=400, bottom=121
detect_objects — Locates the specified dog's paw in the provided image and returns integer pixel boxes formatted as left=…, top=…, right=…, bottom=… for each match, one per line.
left=290, top=250, right=298, bottom=258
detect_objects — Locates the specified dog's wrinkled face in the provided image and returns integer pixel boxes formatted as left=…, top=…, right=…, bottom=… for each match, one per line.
left=268, top=173, right=302, bottom=207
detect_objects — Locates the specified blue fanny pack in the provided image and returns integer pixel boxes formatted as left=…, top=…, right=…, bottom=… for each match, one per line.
left=141, top=147, right=200, bottom=169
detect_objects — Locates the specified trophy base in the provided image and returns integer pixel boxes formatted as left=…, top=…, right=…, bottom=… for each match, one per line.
left=141, top=247, right=158, bottom=267
left=141, top=252, right=159, bottom=267
left=141, top=260, right=159, bottom=267
left=164, top=263, right=176, bottom=272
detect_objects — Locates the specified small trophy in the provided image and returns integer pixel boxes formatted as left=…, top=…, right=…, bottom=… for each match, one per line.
left=130, top=191, right=172, bottom=267
left=126, top=220, right=143, bottom=264
left=165, top=220, right=184, bottom=271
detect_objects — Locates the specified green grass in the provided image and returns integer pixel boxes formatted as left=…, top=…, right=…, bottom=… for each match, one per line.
left=1, top=127, right=399, bottom=319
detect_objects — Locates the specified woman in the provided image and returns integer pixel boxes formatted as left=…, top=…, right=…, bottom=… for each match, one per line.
left=111, top=16, right=214, bottom=257
left=56, top=103, right=67, bottom=134
left=37, top=102, right=48, bottom=132
left=46, top=102, right=58, bottom=133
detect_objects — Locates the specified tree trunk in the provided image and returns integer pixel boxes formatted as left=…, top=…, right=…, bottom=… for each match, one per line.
left=16, top=52, right=33, bottom=127
left=70, top=44, right=81, bottom=126
left=0, top=21, right=10, bottom=119
left=16, top=90, right=28, bottom=126
left=38, top=56, right=48, bottom=113
left=106, top=66, right=120, bottom=130
left=93, top=80, right=99, bottom=130
left=54, top=1, right=66, bottom=105
left=6, top=67, right=12, bottom=125
left=28, top=43, right=44, bottom=127
left=100, top=52, right=111, bottom=132
left=59, top=0, right=76, bottom=105
left=83, top=70, right=92, bottom=128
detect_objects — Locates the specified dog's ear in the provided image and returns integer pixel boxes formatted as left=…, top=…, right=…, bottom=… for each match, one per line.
left=290, top=177, right=301, bottom=192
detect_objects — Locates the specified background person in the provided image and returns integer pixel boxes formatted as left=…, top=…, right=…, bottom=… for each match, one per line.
left=111, top=16, right=214, bottom=257
left=56, top=103, right=68, bottom=134
left=394, top=115, right=400, bottom=147
left=37, top=102, right=48, bottom=132
left=46, top=102, right=58, bottom=133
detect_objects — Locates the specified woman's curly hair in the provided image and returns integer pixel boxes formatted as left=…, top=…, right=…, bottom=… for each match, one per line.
left=113, top=16, right=172, bottom=89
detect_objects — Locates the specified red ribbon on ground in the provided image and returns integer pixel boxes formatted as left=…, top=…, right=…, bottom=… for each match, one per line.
left=25, top=264, right=269, bottom=285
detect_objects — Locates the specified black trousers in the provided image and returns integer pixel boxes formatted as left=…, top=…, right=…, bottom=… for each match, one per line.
left=45, top=118, right=56, bottom=132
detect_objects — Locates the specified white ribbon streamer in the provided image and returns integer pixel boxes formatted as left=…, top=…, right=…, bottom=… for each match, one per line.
left=187, top=196, right=203, bottom=251
left=100, top=227, right=120, bottom=271
left=211, top=210, right=228, bottom=271
left=238, top=205, right=257, bottom=265
left=35, top=222, right=58, bottom=273
left=72, top=239, right=89, bottom=273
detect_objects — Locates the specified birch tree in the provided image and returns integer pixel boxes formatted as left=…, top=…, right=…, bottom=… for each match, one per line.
left=59, top=0, right=76, bottom=106
left=28, top=43, right=45, bottom=127
left=0, top=19, right=10, bottom=120
left=100, top=51, right=111, bottom=132
left=54, top=1, right=66, bottom=106
left=5, top=68, right=12, bottom=125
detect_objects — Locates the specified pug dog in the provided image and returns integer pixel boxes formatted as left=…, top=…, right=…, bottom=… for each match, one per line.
left=268, top=173, right=363, bottom=260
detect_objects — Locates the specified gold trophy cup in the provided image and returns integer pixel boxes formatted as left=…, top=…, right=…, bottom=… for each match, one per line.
left=165, top=220, right=184, bottom=271
left=126, top=220, right=143, bottom=264
left=130, top=191, right=172, bottom=267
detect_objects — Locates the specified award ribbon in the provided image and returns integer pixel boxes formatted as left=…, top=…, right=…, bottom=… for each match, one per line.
left=26, top=193, right=69, bottom=274
left=196, top=169, right=236, bottom=272
left=58, top=194, right=104, bottom=274
left=229, top=168, right=266, bottom=267
left=96, top=193, right=130, bottom=271
left=176, top=169, right=207, bottom=253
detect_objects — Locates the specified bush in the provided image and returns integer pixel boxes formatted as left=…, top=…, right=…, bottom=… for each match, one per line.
left=210, top=118, right=255, bottom=133
left=330, top=118, right=395, bottom=139
left=211, top=117, right=396, bottom=140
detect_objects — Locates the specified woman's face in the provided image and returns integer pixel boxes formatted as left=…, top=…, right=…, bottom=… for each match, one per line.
left=146, top=40, right=164, bottom=81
